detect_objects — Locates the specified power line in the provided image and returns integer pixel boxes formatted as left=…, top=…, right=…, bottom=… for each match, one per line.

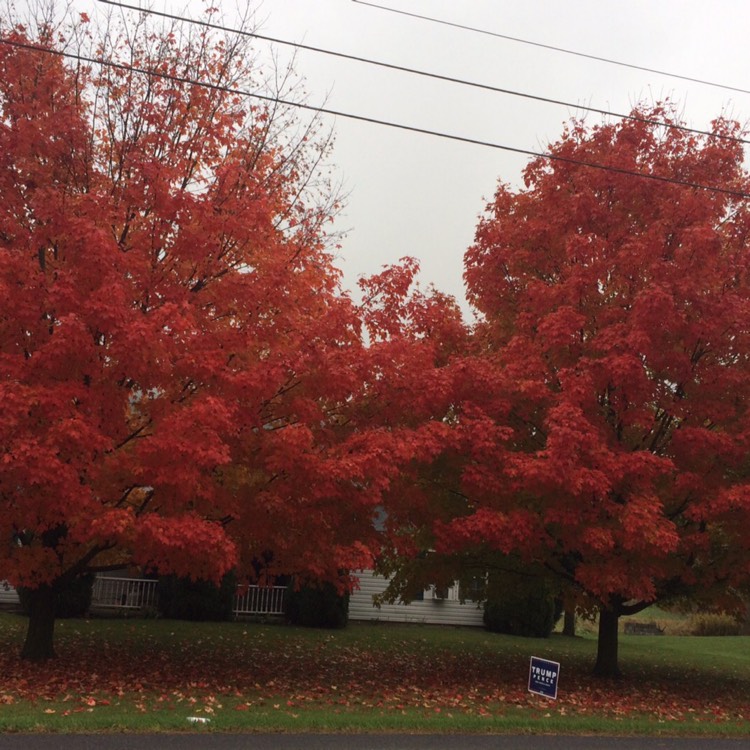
left=352, top=0, right=750, bottom=98
left=1, top=37, right=749, bottom=201
left=98, top=0, right=749, bottom=147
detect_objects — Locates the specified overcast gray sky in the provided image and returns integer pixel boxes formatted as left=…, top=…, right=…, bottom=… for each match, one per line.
left=255, top=0, right=750, bottom=315
left=78, top=1, right=750, bottom=312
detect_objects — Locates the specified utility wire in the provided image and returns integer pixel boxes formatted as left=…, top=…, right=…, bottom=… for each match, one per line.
left=2, top=37, right=749, bottom=201
left=98, top=0, right=749, bottom=146
left=352, top=0, right=750, bottom=98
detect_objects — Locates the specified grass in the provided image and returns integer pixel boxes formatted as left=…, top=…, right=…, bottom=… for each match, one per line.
left=0, top=612, right=749, bottom=735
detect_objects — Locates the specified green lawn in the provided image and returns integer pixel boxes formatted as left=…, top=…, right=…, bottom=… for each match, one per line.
left=0, top=612, right=748, bottom=735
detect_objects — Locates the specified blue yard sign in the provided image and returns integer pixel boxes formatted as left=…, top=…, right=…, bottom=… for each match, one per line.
left=528, top=656, right=560, bottom=700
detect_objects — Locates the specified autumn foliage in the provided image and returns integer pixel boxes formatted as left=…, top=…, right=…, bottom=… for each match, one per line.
left=370, top=107, right=750, bottom=677
left=400, top=106, right=750, bottom=675
left=4, top=6, right=750, bottom=687
left=0, top=11, right=435, bottom=659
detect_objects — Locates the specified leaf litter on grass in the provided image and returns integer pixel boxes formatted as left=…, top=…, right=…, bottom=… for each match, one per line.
left=0, top=616, right=748, bottom=726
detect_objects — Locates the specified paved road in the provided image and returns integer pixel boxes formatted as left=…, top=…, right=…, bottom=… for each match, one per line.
left=0, top=735, right=746, bottom=749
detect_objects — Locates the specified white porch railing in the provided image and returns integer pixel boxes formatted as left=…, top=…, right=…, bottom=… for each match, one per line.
left=89, top=576, right=286, bottom=617
left=233, top=585, right=286, bottom=616
left=91, top=576, right=159, bottom=610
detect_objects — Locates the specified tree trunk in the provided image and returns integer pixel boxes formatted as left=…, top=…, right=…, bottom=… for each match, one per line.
left=563, top=609, right=576, bottom=637
left=593, top=605, right=621, bottom=678
left=20, top=584, right=57, bottom=661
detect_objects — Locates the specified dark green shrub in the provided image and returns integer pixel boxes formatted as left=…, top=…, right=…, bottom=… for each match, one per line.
left=285, top=581, right=349, bottom=629
left=483, top=578, right=560, bottom=638
left=157, top=571, right=237, bottom=621
left=18, top=574, right=94, bottom=619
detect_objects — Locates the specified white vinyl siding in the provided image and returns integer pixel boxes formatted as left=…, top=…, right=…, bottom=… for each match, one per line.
left=0, top=581, right=18, bottom=605
left=349, top=570, right=484, bottom=627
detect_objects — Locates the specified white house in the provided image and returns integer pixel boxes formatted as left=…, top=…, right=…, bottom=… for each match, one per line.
left=0, top=580, right=18, bottom=607
left=1, top=571, right=486, bottom=626
left=349, top=570, right=484, bottom=627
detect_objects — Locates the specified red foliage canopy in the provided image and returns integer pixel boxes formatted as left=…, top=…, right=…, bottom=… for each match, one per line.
left=0, top=16, right=415, bottom=598
left=432, top=107, right=750, bottom=615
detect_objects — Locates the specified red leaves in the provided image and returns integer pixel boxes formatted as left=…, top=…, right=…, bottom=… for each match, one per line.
left=434, top=509, right=542, bottom=557
left=1, top=12, right=423, bottom=616
left=412, top=104, right=750, bottom=644
left=134, top=515, right=237, bottom=582
left=536, top=305, right=586, bottom=362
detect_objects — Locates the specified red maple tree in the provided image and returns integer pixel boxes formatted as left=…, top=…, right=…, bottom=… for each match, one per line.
left=0, top=12, right=404, bottom=660
left=391, top=106, right=750, bottom=677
